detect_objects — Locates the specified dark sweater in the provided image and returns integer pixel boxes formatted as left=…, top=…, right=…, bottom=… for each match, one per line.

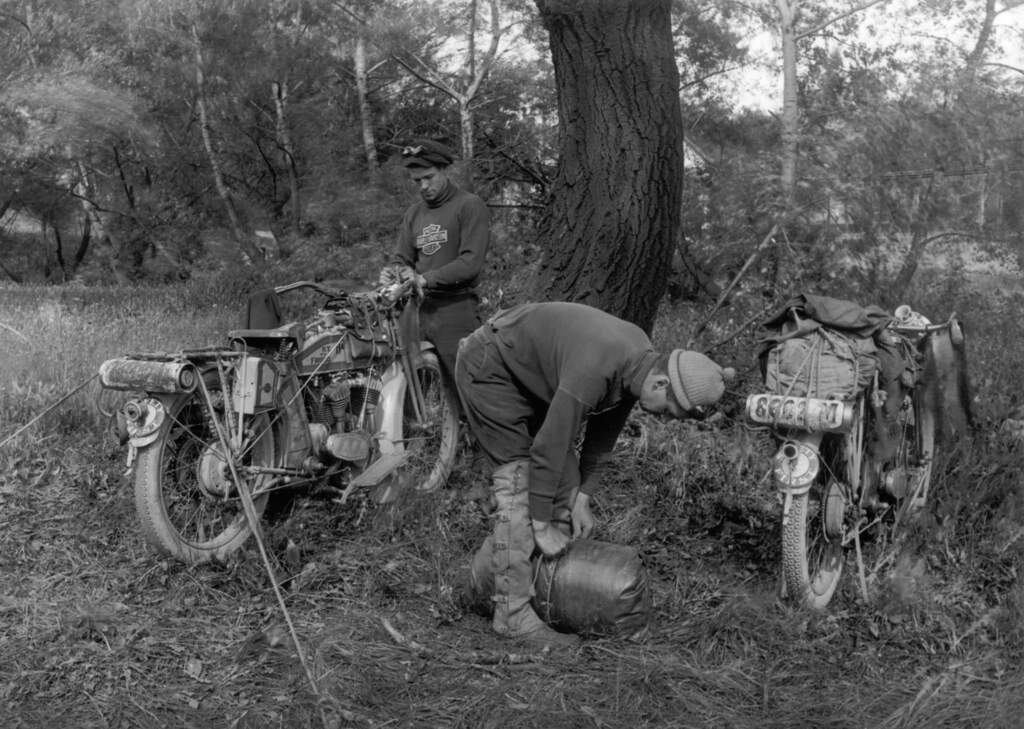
left=393, top=180, right=490, bottom=293
left=487, top=302, right=658, bottom=521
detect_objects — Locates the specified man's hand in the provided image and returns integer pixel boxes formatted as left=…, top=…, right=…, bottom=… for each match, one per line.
left=571, top=492, right=596, bottom=540
left=532, top=519, right=570, bottom=558
left=378, top=265, right=404, bottom=286
left=394, top=266, right=426, bottom=296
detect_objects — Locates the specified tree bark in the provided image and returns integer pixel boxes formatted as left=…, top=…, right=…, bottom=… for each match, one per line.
left=354, top=33, right=381, bottom=183
left=777, top=0, right=799, bottom=208
left=273, top=79, right=301, bottom=235
left=531, top=0, right=683, bottom=333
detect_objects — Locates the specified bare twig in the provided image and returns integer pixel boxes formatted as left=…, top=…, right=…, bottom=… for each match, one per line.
left=703, top=304, right=775, bottom=355
left=687, top=223, right=779, bottom=349
left=796, top=0, right=890, bottom=41
left=0, top=374, right=98, bottom=450
left=197, top=377, right=329, bottom=728
left=0, top=321, right=29, bottom=342
left=381, top=617, right=428, bottom=653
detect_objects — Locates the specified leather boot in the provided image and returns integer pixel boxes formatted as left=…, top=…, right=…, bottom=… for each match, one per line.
left=453, top=537, right=495, bottom=617
left=490, top=460, right=579, bottom=649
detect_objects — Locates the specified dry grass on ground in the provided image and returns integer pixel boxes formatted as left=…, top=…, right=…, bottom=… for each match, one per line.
left=4, top=281, right=1024, bottom=728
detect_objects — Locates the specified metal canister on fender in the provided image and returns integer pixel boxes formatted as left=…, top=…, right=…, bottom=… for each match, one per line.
left=99, top=358, right=198, bottom=393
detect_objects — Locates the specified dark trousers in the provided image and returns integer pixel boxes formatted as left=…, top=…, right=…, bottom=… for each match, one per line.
left=420, top=293, right=479, bottom=385
left=454, top=324, right=538, bottom=468
left=455, top=324, right=580, bottom=520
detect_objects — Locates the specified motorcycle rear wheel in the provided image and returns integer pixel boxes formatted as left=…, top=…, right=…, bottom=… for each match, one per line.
left=871, top=383, right=937, bottom=540
left=133, top=372, right=277, bottom=564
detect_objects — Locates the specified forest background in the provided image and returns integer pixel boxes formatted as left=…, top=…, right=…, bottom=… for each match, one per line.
left=4, top=0, right=1024, bottom=727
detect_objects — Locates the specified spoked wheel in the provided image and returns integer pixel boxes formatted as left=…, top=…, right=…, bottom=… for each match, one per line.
left=377, top=350, right=460, bottom=498
left=780, top=399, right=865, bottom=610
left=133, top=371, right=278, bottom=564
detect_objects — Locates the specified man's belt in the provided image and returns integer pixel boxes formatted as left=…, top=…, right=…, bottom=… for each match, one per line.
left=425, top=287, right=475, bottom=299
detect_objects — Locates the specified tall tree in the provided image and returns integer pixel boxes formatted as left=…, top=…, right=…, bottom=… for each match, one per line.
left=531, top=0, right=683, bottom=333
left=390, top=0, right=506, bottom=185
left=772, top=0, right=888, bottom=205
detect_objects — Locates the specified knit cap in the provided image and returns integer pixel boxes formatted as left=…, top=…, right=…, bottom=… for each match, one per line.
left=667, top=350, right=734, bottom=411
left=401, top=139, right=455, bottom=168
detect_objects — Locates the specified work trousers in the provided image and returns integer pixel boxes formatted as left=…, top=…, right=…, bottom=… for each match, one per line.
left=456, top=326, right=580, bottom=634
left=453, top=323, right=542, bottom=468
left=420, top=292, right=479, bottom=386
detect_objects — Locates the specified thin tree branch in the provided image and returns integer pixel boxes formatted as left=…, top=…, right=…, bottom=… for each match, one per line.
left=982, top=61, right=1024, bottom=76
left=687, top=222, right=780, bottom=348
left=796, top=0, right=890, bottom=41
left=391, top=52, right=460, bottom=101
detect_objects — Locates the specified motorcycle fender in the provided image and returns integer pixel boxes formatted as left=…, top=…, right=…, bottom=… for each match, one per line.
left=124, top=397, right=168, bottom=448
left=376, top=362, right=406, bottom=455
left=772, top=431, right=825, bottom=493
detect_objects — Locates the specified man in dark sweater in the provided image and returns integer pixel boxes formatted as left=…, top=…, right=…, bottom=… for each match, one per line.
left=379, top=139, right=490, bottom=381
left=455, top=302, right=734, bottom=647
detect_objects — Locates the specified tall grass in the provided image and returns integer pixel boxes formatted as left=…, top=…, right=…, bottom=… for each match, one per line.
left=0, top=283, right=242, bottom=443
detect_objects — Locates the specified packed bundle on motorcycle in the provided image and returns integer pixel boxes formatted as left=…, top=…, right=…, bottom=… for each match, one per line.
left=757, top=293, right=896, bottom=402
left=764, top=327, right=878, bottom=401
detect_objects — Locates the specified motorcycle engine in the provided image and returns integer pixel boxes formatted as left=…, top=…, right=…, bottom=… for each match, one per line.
left=304, top=372, right=384, bottom=465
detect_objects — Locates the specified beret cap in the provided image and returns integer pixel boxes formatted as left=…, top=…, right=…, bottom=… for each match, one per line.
left=401, top=139, right=455, bottom=168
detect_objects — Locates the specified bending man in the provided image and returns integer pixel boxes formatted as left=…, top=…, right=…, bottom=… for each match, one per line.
left=454, top=301, right=734, bottom=648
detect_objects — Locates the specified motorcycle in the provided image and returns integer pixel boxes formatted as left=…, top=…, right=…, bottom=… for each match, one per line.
left=745, top=300, right=965, bottom=609
left=99, top=279, right=460, bottom=565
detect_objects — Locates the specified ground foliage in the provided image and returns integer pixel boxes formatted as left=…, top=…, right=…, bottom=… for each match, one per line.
left=4, top=271, right=1024, bottom=728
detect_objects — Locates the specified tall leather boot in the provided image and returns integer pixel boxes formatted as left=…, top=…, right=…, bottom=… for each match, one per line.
left=489, top=460, right=578, bottom=649
left=453, top=534, right=494, bottom=617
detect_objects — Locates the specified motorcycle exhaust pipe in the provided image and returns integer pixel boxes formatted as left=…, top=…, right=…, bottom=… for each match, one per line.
left=99, top=358, right=198, bottom=393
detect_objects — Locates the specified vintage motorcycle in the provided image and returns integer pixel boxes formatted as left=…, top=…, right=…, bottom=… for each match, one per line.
left=745, top=297, right=965, bottom=609
left=99, top=279, right=460, bottom=565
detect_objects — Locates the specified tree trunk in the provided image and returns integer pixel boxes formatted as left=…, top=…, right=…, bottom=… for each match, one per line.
left=191, top=24, right=261, bottom=265
left=273, top=80, right=301, bottom=235
left=965, top=0, right=998, bottom=71
left=777, top=0, right=799, bottom=208
left=459, top=99, right=476, bottom=191
left=532, top=0, right=683, bottom=333
left=75, top=161, right=128, bottom=284
left=73, top=212, right=92, bottom=272
left=889, top=177, right=938, bottom=304
left=354, top=33, right=381, bottom=183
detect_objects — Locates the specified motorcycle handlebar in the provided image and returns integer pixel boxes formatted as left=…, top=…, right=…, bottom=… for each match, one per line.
left=273, top=279, right=416, bottom=305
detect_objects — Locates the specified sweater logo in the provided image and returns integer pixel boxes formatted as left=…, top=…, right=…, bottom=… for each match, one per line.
left=416, top=224, right=447, bottom=256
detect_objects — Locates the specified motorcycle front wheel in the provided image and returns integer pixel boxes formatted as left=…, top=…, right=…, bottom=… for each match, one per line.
left=133, top=371, right=278, bottom=564
left=780, top=400, right=864, bottom=610
left=386, top=350, right=460, bottom=495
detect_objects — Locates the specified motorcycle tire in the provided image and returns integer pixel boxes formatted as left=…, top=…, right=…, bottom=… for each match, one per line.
left=780, top=400, right=864, bottom=610
left=388, top=350, right=460, bottom=494
left=133, top=370, right=278, bottom=564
